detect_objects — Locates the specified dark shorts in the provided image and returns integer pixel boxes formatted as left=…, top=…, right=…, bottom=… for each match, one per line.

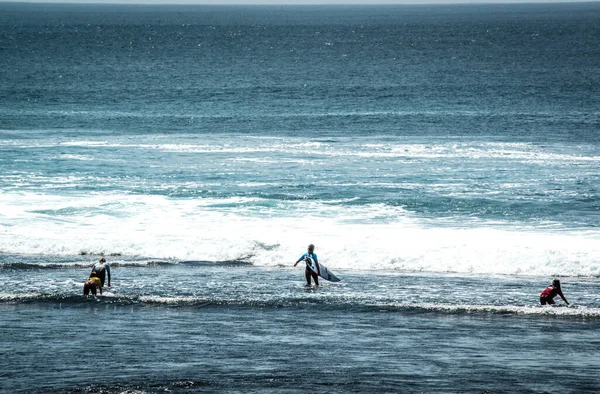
left=540, top=296, right=554, bottom=305
left=83, top=282, right=97, bottom=296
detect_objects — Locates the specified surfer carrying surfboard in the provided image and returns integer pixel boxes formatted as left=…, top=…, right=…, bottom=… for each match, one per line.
left=294, top=244, right=320, bottom=286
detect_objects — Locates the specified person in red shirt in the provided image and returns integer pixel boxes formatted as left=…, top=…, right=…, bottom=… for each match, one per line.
left=540, top=279, right=569, bottom=305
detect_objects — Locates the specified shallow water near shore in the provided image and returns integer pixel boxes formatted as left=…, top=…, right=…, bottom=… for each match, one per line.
left=2, top=261, right=600, bottom=393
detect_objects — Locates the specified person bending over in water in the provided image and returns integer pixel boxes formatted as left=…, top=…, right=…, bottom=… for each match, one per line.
left=90, top=257, right=111, bottom=288
left=83, top=272, right=103, bottom=296
left=294, top=243, right=319, bottom=286
left=540, top=279, right=569, bottom=306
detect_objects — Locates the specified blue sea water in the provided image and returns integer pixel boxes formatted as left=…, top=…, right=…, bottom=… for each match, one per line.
left=1, top=3, right=600, bottom=393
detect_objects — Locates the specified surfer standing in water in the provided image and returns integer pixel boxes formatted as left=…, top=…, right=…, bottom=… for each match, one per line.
left=294, top=244, right=319, bottom=286
left=540, top=279, right=569, bottom=305
left=90, top=257, right=111, bottom=288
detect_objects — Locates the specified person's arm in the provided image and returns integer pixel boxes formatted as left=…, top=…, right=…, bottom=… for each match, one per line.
left=558, top=290, right=569, bottom=305
left=106, top=265, right=111, bottom=287
left=99, top=284, right=103, bottom=295
left=293, top=254, right=306, bottom=267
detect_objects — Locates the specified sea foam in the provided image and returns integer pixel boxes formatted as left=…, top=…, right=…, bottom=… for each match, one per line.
left=1, top=191, right=598, bottom=278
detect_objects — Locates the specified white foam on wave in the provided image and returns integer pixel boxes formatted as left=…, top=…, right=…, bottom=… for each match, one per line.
left=266, top=222, right=600, bottom=278
left=138, top=295, right=212, bottom=305
left=334, top=142, right=600, bottom=164
left=51, top=154, right=95, bottom=161
left=4, top=135, right=598, bottom=171
left=0, top=292, right=43, bottom=302
left=384, top=302, right=600, bottom=318
left=1, top=191, right=598, bottom=278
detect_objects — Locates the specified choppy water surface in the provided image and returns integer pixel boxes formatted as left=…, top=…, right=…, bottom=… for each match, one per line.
left=1, top=3, right=600, bottom=393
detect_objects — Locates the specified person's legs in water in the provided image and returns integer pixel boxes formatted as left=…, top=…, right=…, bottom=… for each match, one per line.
left=83, top=281, right=97, bottom=296
left=540, top=296, right=554, bottom=305
left=304, top=267, right=320, bottom=286
left=305, top=267, right=312, bottom=285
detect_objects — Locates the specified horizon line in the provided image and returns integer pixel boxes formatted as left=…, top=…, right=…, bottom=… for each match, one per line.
left=1, top=0, right=599, bottom=5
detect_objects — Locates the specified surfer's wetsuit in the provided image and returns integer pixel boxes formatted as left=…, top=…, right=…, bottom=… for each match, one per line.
left=299, top=252, right=319, bottom=286
left=91, top=262, right=111, bottom=287
left=299, top=252, right=318, bottom=266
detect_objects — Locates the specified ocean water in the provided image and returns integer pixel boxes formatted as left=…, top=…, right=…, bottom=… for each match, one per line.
left=1, top=3, right=600, bottom=393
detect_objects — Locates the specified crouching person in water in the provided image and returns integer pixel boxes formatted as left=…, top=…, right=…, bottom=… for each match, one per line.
left=83, top=272, right=103, bottom=296
left=294, top=243, right=319, bottom=286
left=540, top=279, right=569, bottom=306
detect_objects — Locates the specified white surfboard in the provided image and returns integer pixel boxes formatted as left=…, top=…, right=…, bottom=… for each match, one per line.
left=305, top=256, right=340, bottom=282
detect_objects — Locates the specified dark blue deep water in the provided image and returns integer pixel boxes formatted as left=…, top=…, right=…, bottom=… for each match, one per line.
left=1, top=3, right=600, bottom=393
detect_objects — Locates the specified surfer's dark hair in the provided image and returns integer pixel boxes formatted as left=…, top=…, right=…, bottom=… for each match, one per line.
left=308, top=244, right=315, bottom=250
